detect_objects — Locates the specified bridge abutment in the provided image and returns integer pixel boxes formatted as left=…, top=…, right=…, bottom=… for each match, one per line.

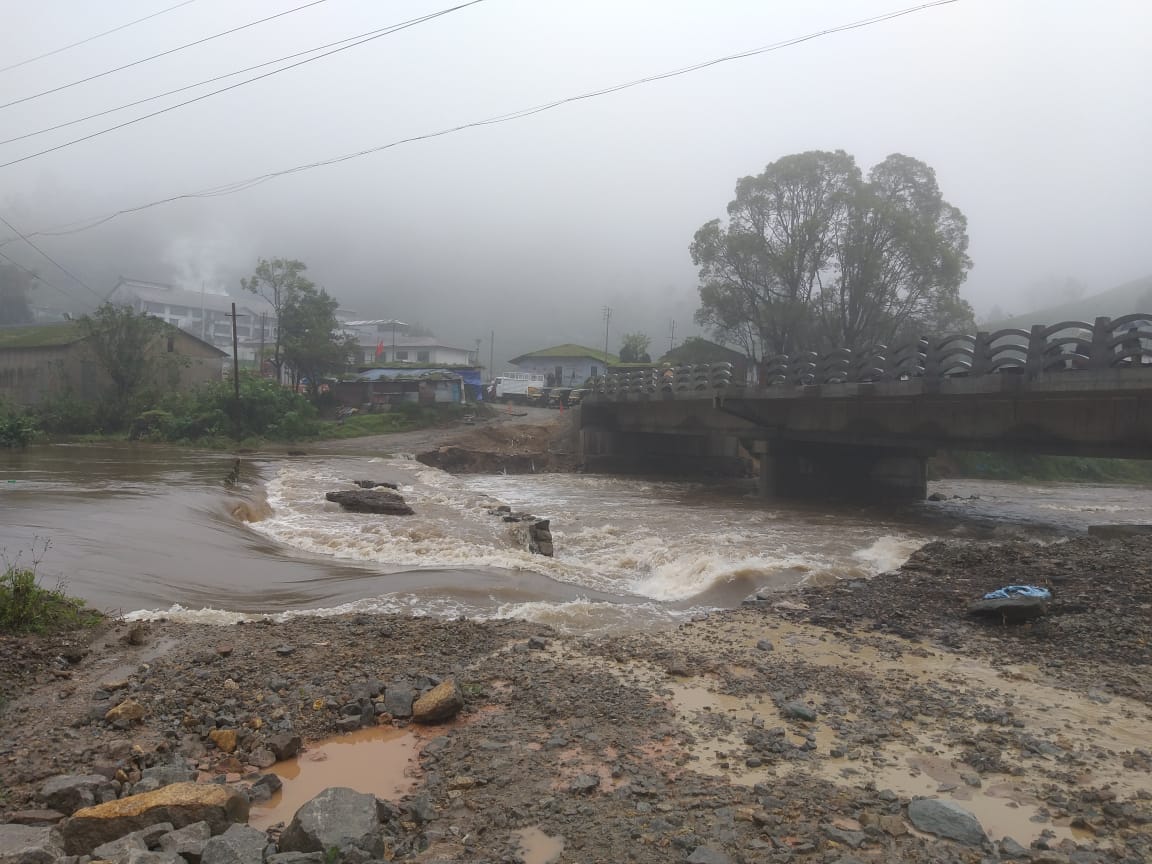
left=755, top=441, right=928, bottom=501
left=579, top=423, right=747, bottom=477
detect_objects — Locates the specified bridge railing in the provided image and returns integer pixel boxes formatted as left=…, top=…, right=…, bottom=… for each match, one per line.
left=589, top=315, right=1152, bottom=399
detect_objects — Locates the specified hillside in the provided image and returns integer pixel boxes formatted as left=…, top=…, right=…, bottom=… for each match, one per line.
left=991, top=274, right=1152, bottom=329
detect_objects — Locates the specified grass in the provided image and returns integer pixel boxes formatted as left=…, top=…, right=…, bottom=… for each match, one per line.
left=316, top=403, right=482, bottom=440
left=930, top=451, right=1152, bottom=484
left=0, top=545, right=102, bottom=634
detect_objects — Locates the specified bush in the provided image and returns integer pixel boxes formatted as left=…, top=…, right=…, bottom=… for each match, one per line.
left=159, top=375, right=321, bottom=442
left=0, top=546, right=100, bottom=634
left=0, top=412, right=36, bottom=448
left=32, top=394, right=107, bottom=436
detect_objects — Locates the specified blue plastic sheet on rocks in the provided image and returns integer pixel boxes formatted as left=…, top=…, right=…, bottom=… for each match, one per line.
left=982, top=585, right=1052, bottom=601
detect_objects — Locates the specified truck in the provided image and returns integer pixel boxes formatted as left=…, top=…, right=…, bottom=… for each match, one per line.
left=492, top=372, right=546, bottom=404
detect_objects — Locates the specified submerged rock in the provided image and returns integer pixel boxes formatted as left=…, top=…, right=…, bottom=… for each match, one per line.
left=325, top=489, right=414, bottom=515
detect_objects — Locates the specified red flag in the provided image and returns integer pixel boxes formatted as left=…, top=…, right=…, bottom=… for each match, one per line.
left=375, top=340, right=384, bottom=359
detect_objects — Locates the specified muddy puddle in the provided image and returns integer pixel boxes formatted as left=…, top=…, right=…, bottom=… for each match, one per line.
left=515, top=826, right=565, bottom=864
left=249, top=728, right=421, bottom=829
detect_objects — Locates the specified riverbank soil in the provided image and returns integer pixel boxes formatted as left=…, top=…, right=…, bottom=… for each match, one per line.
left=2, top=536, right=1151, bottom=863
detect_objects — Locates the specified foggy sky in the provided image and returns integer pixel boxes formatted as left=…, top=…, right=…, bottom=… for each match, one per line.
left=1, top=0, right=1149, bottom=367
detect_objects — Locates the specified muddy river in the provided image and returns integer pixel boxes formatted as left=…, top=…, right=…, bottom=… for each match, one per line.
left=2, top=443, right=1150, bottom=632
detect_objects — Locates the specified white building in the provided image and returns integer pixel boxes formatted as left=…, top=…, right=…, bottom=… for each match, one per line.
left=343, top=320, right=476, bottom=366
left=107, top=278, right=275, bottom=364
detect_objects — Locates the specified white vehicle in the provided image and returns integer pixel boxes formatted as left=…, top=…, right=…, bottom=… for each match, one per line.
left=493, top=372, right=546, bottom=402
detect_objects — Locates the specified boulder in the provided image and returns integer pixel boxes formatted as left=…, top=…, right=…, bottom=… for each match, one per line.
left=208, top=730, right=238, bottom=754
left=277, top=788, right=383, bottom=858
left=3, top=813, right=64, bottom=828
left=158, top=822, right=212, bottom=864
left=782, top=702, right=817, bottom=722
left=411, top=680, right=464, bottom=724
left=383, top=684, right=415, bottom=718
left=105, top=699, right=147, bottom=723
left=352, top=480, right=398, bottom=490
left=134, top=766, right=197, bottom=795
left=967, top=596, right=1050, bottom=624
left=906, top=798, right=987, bottom=847
left=61, top=783, right=249, bottom=856
left=39, top=774, right=118, bottom=815
left=325, top=490, right=413, bottom=516
left=92, top=823, right=174, bottom=862
left=265, top=734, right=301, bottom=762
left=200, top=825, right=268, bottom=864
left=122, top=852, right=185, bottom=864
left=0, top=824, right=63, bottom=864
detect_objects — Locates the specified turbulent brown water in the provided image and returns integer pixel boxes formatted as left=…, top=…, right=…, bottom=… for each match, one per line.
left=3, top=443, right=1151, bottom=633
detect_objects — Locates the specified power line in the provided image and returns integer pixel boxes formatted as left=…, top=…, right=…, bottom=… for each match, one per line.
left=0, top=0, right=488, bottom=167
left=0, top=0, right=330, bottom=111
left=1, top=0, right=959, bottom=246
left=0, top=248, right=95, bottom=306
left=0, top=1, right=201, bottom=76
left=0, top=213, right=102, bottom=299
left=0, top=12, right=443, bottom=148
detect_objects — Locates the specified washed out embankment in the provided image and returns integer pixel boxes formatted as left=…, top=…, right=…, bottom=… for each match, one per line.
left=3, top=535, right=1151, bottom=863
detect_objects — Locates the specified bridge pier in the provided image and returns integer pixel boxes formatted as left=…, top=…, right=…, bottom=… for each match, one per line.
left=754, top=441, right=928, bottom=502
left=579, top=425, right=747, bottom=477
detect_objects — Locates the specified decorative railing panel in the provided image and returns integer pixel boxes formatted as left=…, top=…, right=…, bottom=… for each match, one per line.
left=589, top=315, right=1152, bottom=399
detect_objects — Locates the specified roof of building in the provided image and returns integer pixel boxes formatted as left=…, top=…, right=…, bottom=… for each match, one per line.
left=0, top=321, right=86, bottom=349
left=347, top=333, right=472, bottom=352
left=109, top=277, right=271, bottom=316
left=660, top=337, right=747, bottom=365
left=0, top=319, right=227, bottom=355
left=509, top=344, right=618, bottom=364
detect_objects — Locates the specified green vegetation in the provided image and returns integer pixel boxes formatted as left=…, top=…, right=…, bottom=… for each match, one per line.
left=0, top=409, right=35, bottom=448
left=931, top=451, right=1152, bottom=484
left=317, top=402, right=475, bottom=439
left=0, top=546, right=100, bottom=634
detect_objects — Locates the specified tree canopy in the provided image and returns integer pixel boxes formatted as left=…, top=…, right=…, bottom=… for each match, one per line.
left=692, top=150, right=973, bottom=361
left=279, top=282, right=356, bottom=395
left=618, top=332, right=652, bottom=363
left=241, top=258, right=312, bottom=379
left=79, top=303, right=167, bottom=410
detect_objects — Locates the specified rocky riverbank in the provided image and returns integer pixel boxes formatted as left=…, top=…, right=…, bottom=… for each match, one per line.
left=3, top=536, right=1151, bottom=864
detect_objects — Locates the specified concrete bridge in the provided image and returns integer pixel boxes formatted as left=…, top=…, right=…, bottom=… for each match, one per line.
left=579, top=315, right=1152, bottom=500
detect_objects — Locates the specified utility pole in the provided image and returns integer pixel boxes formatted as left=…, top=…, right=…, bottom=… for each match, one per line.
left=489, top=330, right=494, bottom=380
left=228, top=303, right=242, bottom=442
left=259, top=313, right=266, bottom=377
left=669, top=319, right=676, bottom=353
left=602, top=305, right=612, bottom=368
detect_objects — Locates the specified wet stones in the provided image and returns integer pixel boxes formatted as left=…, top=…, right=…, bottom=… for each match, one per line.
left=352, top=480, right=399, bottom=490
left=199, top=824, right=268, bottom=864
left=0, top=824, right=64, bottom=864
left=411, top=680, right=464, bottom=724
left=493, top=511, right=554, bottom=556
left=278, top=787, right=383, bottom=858
left=38, top=774, right=118, bottom=815
left=60, top=783, right=249, bottom=856
left=906, top=798, right=987, bottom=846
left=324, top=489, right=414, bottom=516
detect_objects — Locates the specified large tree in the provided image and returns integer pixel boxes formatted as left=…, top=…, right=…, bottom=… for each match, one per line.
left=618, top=332, right=652, bottom=363
left=79, top=303, right=166, bottom=408
left=279, top=283, right=356, bottom=397
left=241, top=258, right=313, bottom=381
left=692, top=151, right=972, bottom=359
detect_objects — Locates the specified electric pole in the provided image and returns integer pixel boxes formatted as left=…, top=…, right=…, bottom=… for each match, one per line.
left=602, top=305, right=612, bottom=367
left=669, top=319, right=676, bottom=353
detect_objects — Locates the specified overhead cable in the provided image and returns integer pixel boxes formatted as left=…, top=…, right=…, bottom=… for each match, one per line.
left=0, top=213, right=102, bottom=298
left=0, top=0, right=330, bottom=111
left=2, top=0, right=959, bottom=245
left=0, top=1, right=201, bottom=75
left=0, top=0, right=488, bottom=163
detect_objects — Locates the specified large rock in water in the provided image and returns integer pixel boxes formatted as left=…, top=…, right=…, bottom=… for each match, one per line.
left=907, top=798, right=987, bottom=846
left=278, top=788, right=383, bottom=857
left=325, top=489, right=414, bottom=515
left=0, top=824, right=63, bottom=864
left=61, top=783, right=249, bottom=856
left=412, top=680, right=464, bottom=724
